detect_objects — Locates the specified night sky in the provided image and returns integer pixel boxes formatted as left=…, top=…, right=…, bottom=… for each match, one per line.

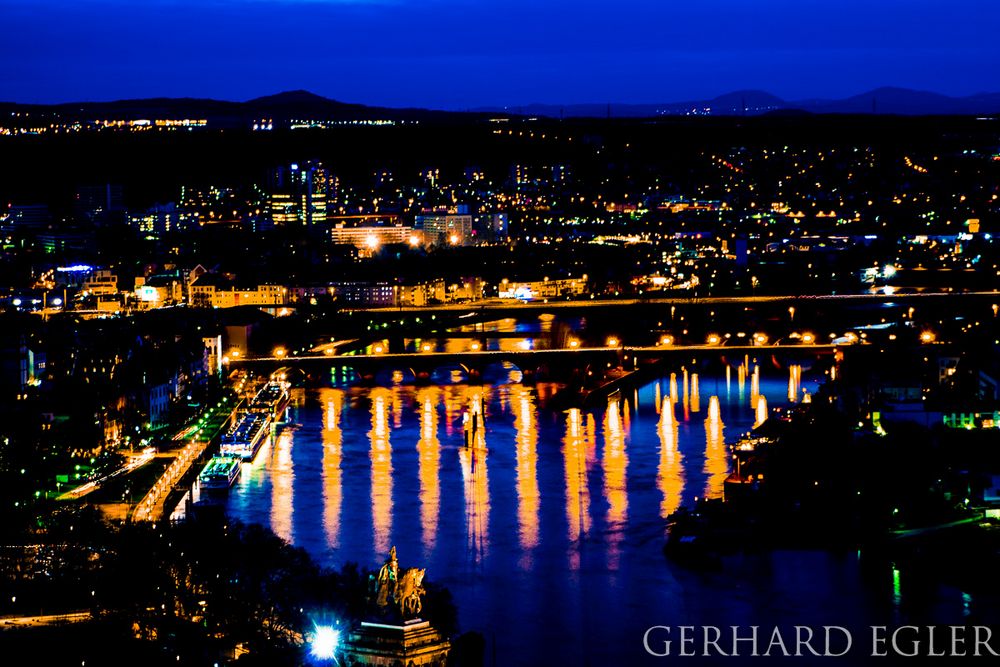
left=3, top=0, right=998, bottom=109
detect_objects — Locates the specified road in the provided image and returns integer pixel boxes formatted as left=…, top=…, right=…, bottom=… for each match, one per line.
left=353, top=290, right=1000, bottom=314
left=0, top=611, right=91, bottom=629
left=236, top=342, right=841, bottom=365
left=56, top=449, right=157, bottom=501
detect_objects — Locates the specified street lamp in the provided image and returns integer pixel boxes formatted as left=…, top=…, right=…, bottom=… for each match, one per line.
left=920, top=331, right=936, bottom=344
left=707, top=334, right=721, bottom=345
left=606, top=336, right=620, bottom=348
left=659, top=335, right=674, bottom=346
left=274, top=347, right=286, bottom=358
left=801, top=332, right=815, bottom=345
left=310, top=625, right=341, bottom=661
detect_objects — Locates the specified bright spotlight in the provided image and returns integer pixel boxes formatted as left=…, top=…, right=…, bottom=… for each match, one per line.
left=310, top=625, right=341, bottom=661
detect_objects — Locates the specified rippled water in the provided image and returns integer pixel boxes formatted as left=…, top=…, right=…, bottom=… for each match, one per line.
left=223, top=365, right=982, bottom=665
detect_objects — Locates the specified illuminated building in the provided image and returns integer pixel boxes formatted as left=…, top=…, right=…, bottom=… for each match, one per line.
left=267, top=160, right=328, bottom=226
left=190, top=274, right=285, bottom=308
left=498, top=277, right=587, bottom=300
left=330, top=282, right=397, bottom=307
left=415, top=214, right=473, bottom=246
left=329, top=224, right=416, bottom=252
left=82, top=269, right=119, bottom=296
left=129, top=202, right=198, bottom=236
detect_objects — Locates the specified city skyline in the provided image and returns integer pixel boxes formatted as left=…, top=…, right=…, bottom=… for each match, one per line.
left=4, top=0, right=999, bottom=108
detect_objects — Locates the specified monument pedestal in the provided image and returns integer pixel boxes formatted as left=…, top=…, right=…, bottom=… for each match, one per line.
left=341, top=618, right=450, bottom=667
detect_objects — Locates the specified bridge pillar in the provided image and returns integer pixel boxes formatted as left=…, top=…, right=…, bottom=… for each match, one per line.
left=388, top=334, right=406, bottom=354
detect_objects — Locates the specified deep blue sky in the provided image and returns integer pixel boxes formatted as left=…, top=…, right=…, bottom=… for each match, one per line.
left=3, top=0, right=998, bottom=109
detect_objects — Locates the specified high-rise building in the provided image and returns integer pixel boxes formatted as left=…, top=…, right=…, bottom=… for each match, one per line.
left=268, top=161, right=328, bottom=226
left=330, top=224, right=418, bottom=253
left=415, top=214, right=473, bottom=246
left=74, top=184, right=125, bottom=226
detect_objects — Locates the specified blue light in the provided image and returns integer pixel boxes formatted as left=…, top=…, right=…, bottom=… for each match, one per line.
left=310, top=625, right=341, bottom=661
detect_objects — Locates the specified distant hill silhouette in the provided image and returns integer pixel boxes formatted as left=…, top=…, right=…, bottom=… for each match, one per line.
left=2, top=88, right=1000, bottom=122
left=481, top=87, right=1000, bottom=118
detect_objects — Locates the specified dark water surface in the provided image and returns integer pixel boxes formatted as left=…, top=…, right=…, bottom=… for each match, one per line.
left=224, top=367, right=987, bottom=665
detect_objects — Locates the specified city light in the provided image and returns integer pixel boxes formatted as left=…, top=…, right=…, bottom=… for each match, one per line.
left=365, top=235, right=379, bottom=251
left=659, top=335, right=674, bottom=346
left=409, top=235, right=420, bottom=247
left=568, top=338, right=580, bottom=348
left=449, top=233, right=459, bottom=245
left=274, top=347, right=287, bottom=358
left=801, top=332, right=815, bottom=344
left=470, top=341, right=481, bottom=351
left=706, top=334, right=721, bottom=345
left=606, top=336, right=619, bottom=347
left=753, top=333, right=768, bottom=345
left=309, top=625, right=341, bottom=661
left=920, top=331, right=936, bottom=343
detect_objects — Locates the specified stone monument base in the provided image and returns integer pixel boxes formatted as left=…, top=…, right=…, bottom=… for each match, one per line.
left=341, top=618, right=450, bottom=667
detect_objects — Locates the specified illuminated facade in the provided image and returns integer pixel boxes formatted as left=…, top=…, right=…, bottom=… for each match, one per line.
left=190, top=276, right=285, bottom=308
left=268, top=161, right=328, bottom=226
left=330, top=224, right=416, bottom=252
left=415, top=214, right=473, bottom=246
